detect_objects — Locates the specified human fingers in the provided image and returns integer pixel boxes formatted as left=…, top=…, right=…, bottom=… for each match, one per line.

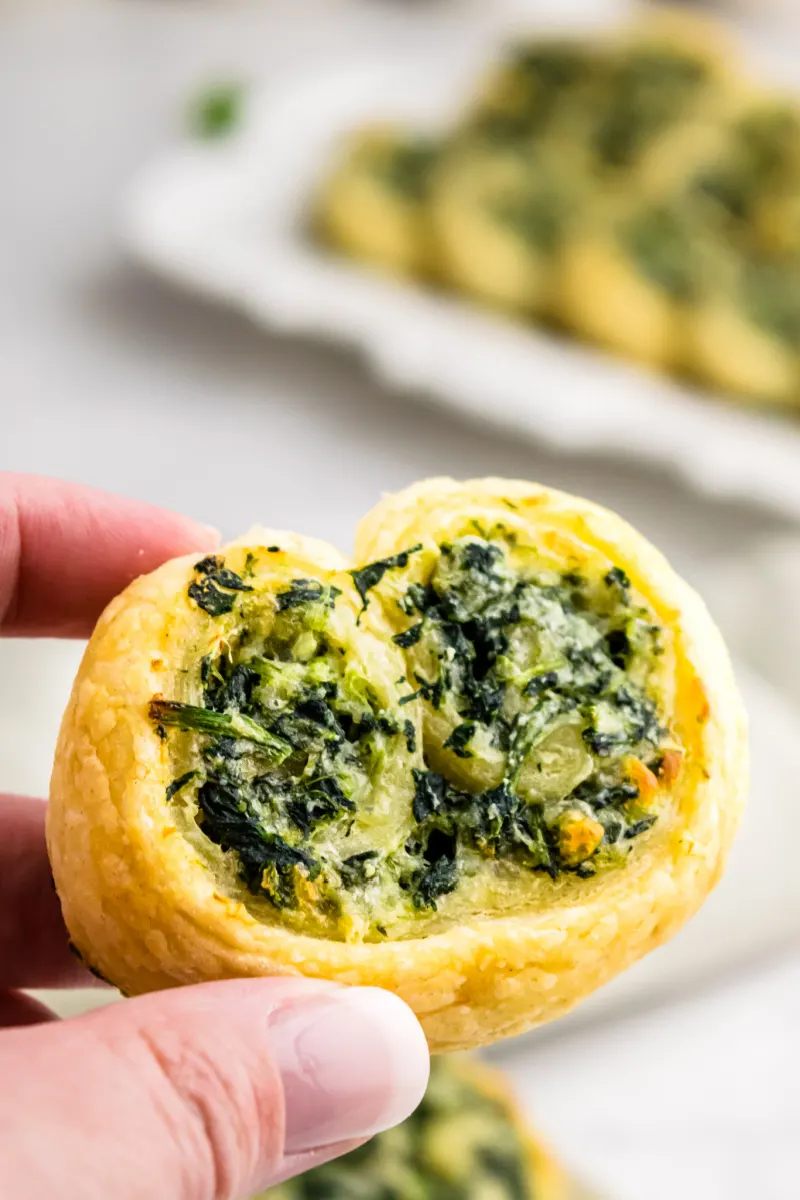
left=0, top=977, right=430, bottom=1200
left=0, top=794, right=102, bottom=989
left=0, top=472, right=218, bottom=637
left=0, top=990, right=58, bottom=1028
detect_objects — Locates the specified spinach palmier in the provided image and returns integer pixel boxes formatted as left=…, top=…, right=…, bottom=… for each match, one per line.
left=429, top=143, right=573, bottom=315
left=584, top=10, right=740, bottom=192
left=47, top=483, right=746, bottom=1052
left=314, top=126, right=438, bottom=278
left=466, top=36, right=606, bottom=151
left=687, top=99, right=800, bottom=254
left=263, top=1056, right=566, bottom=1200
left=558, top=196, right=715, bottom=367
left=686, top=252, right=800, bottom=405
left=353, top=477, right=746, bottom=1046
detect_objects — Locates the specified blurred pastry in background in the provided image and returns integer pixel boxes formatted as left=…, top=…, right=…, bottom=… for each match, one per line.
left=559, top=195, right=713, bottom=368
left=756, top=187, right=800, bottom=262
left=314, top=10, right=800, bottom=408
left=314, top=127, right=438, bottom=277
left=687, top=98, right=800, bottom=247
left=429, top=142, right=573, bottom=315
left=581, top=10, right=740, bottom=193
left=261, top=1056, right=568, bottom=1200
left=466, top=35, right=606, bottom=153
left=686, top=252, right=800, bottom=404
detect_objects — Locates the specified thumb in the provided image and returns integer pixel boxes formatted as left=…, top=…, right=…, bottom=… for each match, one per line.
left=0, top=978, right=430, bottom=1200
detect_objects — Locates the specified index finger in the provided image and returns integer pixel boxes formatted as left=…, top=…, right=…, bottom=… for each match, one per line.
left=0, top=793, right=102, bottom=989
left=0, top=473, right=219, bottom=637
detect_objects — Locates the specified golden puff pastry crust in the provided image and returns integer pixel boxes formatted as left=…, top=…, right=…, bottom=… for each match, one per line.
left=48, top=481, right=747, bottom=1053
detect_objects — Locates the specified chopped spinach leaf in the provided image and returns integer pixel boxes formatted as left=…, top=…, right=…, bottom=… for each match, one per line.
left=165, top=769, right=198, bottom=800
left=605, top=565, right=630, bottom=592
left=286, top=777, right=355, bottom=834
left=741, top=257, right=800, bottom=347
left=188, top=555, right=253, bottom=617
left=443, top=721, right=476, bottom=759
left=410, top=830, right=459, bottom=910
left=375, top=140, right=437, bottom=201
left=620, top=204, right=699, bottom=302
left=275, top=579, right=325, bottom=610
left=412, top=768, right=447, bottom=822
left=392, top=621, right=424, bottom=648
left=492, top=188, right=564, bottom=252
left=399, top=670, right=445, bottom=710
left=149, top=699, right=292, bottom=761
left=350, top=544, right=422, bottom=619
left=196, top=778, right=319, bottom=908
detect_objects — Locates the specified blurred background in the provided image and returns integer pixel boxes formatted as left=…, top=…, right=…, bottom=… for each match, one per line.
left=2, top=1, right=800, bottom=1197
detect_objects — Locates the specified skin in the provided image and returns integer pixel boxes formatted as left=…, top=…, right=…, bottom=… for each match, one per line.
left=0, top=474, right=429, bottom=1200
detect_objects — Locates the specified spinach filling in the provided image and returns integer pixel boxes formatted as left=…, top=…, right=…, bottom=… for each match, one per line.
left=463, top=38, right=607, bottom=158
left=372, top=141, right=438, bottom=202
left=152, top=558, right=413, bottom=931
left=591, top=50, right=708, bottom=170
left=392, top=536, right=674, bottom=895
left=153, top=536, right=676, bottom=934
left=266, top=1060, right=534, bottom=1200
left=491, top=186, right=566, bottom=253
left=691, top=108, right=800, bottom=237
left=619, top=204, right=700, bottom=302
left=501, top=42, right=598, bottom=137
left=741, top=257, right=800, bottom=347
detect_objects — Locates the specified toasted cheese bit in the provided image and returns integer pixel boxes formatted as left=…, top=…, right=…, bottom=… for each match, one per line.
left=558, top=811, right=605, bottom=866
left=626, top=756, right=660, bottom=805
left=659, top=747, right=684, bottom=785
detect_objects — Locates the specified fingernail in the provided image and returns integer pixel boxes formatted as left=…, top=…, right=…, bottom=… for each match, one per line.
left=269, top=986, right=430, bottom=1155
left=200, top=524, right=222, bottom=545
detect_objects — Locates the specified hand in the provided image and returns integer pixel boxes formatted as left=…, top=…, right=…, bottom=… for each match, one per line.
left=0, top=474, right=429, bottom=1200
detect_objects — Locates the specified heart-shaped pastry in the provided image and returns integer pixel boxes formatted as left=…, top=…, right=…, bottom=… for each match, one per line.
left=47, top=477, right=747, bottom=1051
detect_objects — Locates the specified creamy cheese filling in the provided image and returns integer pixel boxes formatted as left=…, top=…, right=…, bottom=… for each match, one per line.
left=153, top=539, right=678, bottom=942
left=386, top=536, right=677, bottom=904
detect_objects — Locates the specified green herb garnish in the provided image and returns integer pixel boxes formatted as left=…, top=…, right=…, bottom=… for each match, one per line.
left=149, top=699, right=292, bottom=761
left=189, top=82, right=245, bottom=140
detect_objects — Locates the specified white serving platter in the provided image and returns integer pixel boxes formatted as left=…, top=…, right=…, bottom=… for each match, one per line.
left=122, top=57, right=800, bottom=522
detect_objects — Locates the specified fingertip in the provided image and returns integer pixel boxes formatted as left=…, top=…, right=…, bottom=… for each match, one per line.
left=269, top=984, right=430, bottom=1156
left=0, top=475, right=223, bottom=635
left=200, top=524, right=222, bottom=546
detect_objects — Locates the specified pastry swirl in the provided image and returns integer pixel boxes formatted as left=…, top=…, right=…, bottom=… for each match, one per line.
left=47, top=479, right=747, bottom=1050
